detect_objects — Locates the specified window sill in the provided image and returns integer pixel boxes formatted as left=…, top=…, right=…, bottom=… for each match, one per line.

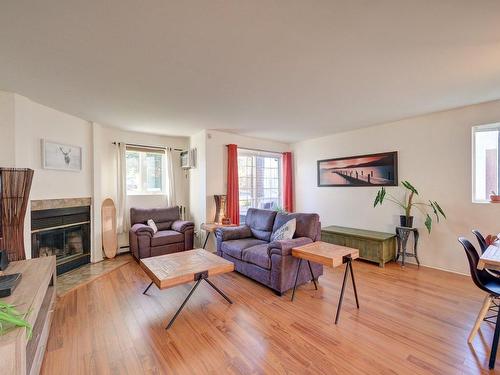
left=127, top=193, right=166, bottom=197
left=472, top=200, right=500, bottom=204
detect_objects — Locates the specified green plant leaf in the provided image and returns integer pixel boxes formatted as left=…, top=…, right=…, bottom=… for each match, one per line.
left=433, top=201, right=446, bottom=219
left=373, top=187, right=386, bottom=207
left=424, top=214, right=432, bottom=234
left=401, top=181, right=419, bottom=195
left=429, top=201, right=439, bottom=222
left=0, top=303, right=32, bottom=339
left=0, top=311, right=29, bottom=327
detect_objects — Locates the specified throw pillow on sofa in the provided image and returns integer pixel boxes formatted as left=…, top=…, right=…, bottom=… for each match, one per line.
left=271, top=218, right=296, bottom=241
left=147, top=219, right=158, bottom=234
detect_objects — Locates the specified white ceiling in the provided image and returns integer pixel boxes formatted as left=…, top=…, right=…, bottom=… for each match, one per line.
left=1, top=1, right=500, bottom=143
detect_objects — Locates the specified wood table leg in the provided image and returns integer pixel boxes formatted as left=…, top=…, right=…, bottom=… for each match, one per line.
left=468, top=294, right=493, bottom=344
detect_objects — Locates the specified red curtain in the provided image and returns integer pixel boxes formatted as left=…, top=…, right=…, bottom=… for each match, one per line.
left=226, top=144, right=240, bottom=225
left=283, top=152, right=294, bottom=212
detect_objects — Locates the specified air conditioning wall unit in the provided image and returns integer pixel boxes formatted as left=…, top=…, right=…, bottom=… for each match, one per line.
left=180, top=148, right=196, bottom=169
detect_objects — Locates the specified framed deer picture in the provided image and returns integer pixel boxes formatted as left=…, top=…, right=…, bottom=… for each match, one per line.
left=42, top=139, right=82, bottom=171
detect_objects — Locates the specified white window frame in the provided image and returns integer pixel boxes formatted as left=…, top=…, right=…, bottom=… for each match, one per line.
left=125, top=146, right=166, bottom=196
left=472, top=122, right=500, bottom=203
left=237, top=148, right=283, bottom=221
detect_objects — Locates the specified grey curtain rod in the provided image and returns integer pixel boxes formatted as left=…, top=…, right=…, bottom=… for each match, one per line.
left=112, top=142, right=183, bottom=152
left=227, top=145, right=284, bottom=155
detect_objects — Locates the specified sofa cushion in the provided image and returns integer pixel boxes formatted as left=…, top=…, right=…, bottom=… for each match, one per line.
left=271, top=218, right=296, bottom=242
left=130, top=206, right=180, bottom=230
left=147, top=219, right=158, bottom=234
left=245, top=208, right=277, bottom=241
left=242, top=243, right=271, bottom=269
left=151, top=230, right=184, bottom=247
left=221, top=238, right=267, bottom=260
left=273, top=212, right=319, bottom=240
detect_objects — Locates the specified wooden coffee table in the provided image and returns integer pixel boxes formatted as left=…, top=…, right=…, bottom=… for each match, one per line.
left=291, top=241, right=360, bottom=324
left=140, top=249, right=234, bottom=329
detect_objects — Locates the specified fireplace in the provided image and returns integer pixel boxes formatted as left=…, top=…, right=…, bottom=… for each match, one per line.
left=31, top=205, right=91, bottom=275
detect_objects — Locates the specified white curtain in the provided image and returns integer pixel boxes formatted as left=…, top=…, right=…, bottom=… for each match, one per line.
left=165, top=147, right=176, bottom=207
left=116, top=142, right=129, bottom=233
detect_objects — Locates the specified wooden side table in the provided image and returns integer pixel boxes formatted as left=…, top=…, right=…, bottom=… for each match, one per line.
left=291, top=241, right=360, bottom=324
left=200, top=223, right=237, bottom=249
left=395, top=227, right=420, bottom=267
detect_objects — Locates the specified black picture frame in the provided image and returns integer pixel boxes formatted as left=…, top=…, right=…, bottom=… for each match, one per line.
left=317, top=151, right=398, bottom=187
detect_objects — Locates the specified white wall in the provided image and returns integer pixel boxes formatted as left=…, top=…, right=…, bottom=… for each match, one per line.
left=189, top=130, right=207, bottom=247
left=0, top=91, right=15, bottom=166
left=0, top=92, right=190, bottom=261
left=190, top=129, right=289, bottom=251
left=11, top=94, right=93, bottom=258
left=293, top=99, right=500, bottom=274
left=205, top=130, right=290, bottom=222
left=14, top=94, right=93, bottom=200
left=95, top=124, right=189, bottom=248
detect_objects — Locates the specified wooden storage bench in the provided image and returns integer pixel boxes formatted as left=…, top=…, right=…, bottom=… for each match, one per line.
left=321, top=226, right=396, bottom=267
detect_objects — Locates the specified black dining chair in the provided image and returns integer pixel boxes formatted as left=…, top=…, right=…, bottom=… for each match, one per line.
left=472, top=229, right=489, bottom=253
left=459, top=237, right=500, bottom=369
left=472, top=230, right=500, bottom=279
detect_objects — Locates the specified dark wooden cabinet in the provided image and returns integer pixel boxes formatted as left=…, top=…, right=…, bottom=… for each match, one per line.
left=321, top=226, right=396, bottom=267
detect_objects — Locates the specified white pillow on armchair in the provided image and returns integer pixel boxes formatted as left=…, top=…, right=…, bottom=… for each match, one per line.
left=147, top=219, right=158, bottom=234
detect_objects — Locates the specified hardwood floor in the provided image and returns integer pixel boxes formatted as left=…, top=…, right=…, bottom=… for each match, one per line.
left=41, top=259, right=499, bottom=374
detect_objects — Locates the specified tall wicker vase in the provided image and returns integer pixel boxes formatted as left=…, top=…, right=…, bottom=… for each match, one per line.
left=0, top=168, right=34, bottom=261
left=213, top=195, right=227, bottom=224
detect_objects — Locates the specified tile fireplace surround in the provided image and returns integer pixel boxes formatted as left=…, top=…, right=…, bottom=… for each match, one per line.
left=31, top=197, right=92, bottom=275
left=31, top=197, right=92, bottom=211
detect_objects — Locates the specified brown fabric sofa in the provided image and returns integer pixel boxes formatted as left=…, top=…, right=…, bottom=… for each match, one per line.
left=216, top=208, right=323, bottom=295
left=129, top=206, right=194, bottom=260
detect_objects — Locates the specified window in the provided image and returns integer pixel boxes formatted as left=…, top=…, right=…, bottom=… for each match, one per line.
left=126, top=147, right=165, bottom=195
left=238, top=149, right=282, bottom=222
left=473, top=123, right=500, bottom=202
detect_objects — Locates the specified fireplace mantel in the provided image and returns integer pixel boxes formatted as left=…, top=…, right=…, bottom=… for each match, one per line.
left=31, top=197, right=92, bottom=211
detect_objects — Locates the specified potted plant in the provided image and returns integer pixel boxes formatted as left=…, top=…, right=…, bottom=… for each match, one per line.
left=373, top=180, right=446, bottom=233
left=0, top=301, right=32, bottom=338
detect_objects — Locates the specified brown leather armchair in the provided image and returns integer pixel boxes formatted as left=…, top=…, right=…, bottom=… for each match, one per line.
left=129, top=206, right=194, bottom=260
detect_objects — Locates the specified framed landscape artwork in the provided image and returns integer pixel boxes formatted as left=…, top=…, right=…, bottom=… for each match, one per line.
left=317, top=151, right=398, bottom=187
left=42, top=140, right=82, bottom=171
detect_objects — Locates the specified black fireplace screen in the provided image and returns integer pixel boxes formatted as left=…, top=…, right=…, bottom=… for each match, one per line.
left=31, top=205, right=91, bottom=274
left=32, top=223, right=90, bottom=262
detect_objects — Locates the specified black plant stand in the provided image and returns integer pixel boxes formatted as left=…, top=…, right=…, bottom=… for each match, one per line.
left=395, top=227, right=420, bottom=267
